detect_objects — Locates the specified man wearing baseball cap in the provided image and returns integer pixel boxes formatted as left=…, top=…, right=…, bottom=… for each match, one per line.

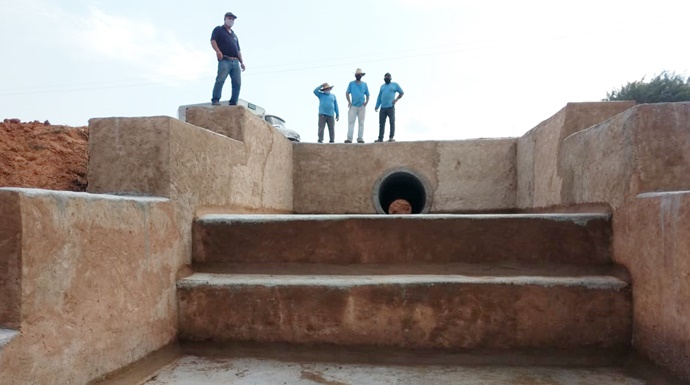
left=210, top=12, right=246, bottom=106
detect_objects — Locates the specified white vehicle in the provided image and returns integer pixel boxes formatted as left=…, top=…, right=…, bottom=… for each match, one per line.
left=177, top=99, right=300, bottom=142
left=264, top=115, right=300, bottom=142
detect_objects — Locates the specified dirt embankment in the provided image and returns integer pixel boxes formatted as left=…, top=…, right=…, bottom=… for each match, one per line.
left=0, top=118, right=88, bottom=192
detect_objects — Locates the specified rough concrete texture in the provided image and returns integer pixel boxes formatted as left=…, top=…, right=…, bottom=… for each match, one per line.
left=293, top=139, right=516, bottom=214
left=88, top=111, right=293, bottom=215
left=88, top=117, right=173, bottom=197
left=0, top=191, right=21, bottom=330
left=178, top=273, right=630, bottom=350
left=561, top=103, right=690, bottom=210
left=143, top=356, right=646, bottom=385
left=613, top=191, right=690, bottom=383
left=0, top=188, right=184, bottom=385
left=517, top=101, right=636, bottom=210
left=185, top=105, right=247, bottom=142
left=193, top=214, right=613, bottom=265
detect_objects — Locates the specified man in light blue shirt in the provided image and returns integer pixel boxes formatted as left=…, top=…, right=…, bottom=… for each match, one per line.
left=314, top=83, right=339, bottom=143
left=345, top=68, right=370, bottom=143
left=374, top=72, right=404, bottom=142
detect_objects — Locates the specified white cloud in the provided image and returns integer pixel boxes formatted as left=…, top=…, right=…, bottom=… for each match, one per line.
left=1, top=0, right=212, bottom=84
left=69, top=8, right=211, bottom=82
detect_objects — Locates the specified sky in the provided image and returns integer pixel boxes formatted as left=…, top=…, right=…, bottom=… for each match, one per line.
left=1, top=0, right=688, bottom=143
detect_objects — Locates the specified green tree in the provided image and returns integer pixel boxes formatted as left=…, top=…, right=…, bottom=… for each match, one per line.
left=604, top=71, right=690, bottom=103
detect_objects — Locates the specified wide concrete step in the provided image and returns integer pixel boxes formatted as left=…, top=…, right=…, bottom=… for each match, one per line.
left=177, top=272, right=630, bottom=350
left=193, top=214, right=612, bottom=265
left=193, top=261, right=629, bottom=279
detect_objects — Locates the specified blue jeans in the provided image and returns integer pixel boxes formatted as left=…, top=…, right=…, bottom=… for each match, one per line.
left=211, top=58, right=241, bottom=105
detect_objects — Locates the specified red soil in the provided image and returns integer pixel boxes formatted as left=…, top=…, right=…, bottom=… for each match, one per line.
left=0, top=118, right=88, bottom=192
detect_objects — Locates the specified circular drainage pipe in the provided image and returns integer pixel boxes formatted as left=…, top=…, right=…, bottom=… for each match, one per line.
left=372, top=168, right=432, bottom=214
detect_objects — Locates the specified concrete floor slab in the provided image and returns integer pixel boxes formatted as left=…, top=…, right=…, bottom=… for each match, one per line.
left=143, top=356, right=645, bottom=385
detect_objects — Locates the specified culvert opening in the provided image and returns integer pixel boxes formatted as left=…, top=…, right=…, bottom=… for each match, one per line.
left=373, top=170, right=431, bottom=214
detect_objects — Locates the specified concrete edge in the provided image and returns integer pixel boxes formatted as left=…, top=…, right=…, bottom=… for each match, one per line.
left=637, top=190, right=690, bottom=199
left=89, top=343, right=181, bottom=385
left=0, top=188, right=169, bottom=203
left=177, top=273, right=628, bottom=290
left=197, top=213, right=610, bottom=225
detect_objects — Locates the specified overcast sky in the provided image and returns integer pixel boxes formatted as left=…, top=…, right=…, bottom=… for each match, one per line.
left=1, top=0, right=688, bottom=142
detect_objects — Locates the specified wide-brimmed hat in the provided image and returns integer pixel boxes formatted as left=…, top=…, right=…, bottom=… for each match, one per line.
left=355, top=68, right=366, bottom=76
left=320, top=83, right=334, bottom=90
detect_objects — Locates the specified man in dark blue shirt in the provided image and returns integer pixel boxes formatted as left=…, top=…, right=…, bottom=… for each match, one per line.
left=374, top=73, right=404, bottom=142
left=210, top=12, right=246, bottom=106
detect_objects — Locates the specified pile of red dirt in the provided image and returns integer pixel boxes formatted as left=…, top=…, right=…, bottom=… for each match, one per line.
left=0, top=118, right=88, bottom=192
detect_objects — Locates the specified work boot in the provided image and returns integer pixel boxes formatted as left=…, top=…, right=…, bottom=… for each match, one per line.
left=374, top=139, right=383, bottom=143
left=344, top=139, right=352, bottom=143
left=357, top=138, right=364, bottom=143
left=388, top=138, right=396, bottom=142
left=211, top=101, right=221, bottom=106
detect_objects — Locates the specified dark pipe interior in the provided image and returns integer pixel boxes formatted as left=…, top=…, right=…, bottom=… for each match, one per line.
left=378, top=172, right=427, bottom=214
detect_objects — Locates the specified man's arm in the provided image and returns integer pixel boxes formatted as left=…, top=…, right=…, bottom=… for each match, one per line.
left=314, top=85, right=323, bottom=97
left=238, top=51, right=246, bottom=71
left=393, top=84, right=404, bottom=105
left=393, top=92, right=404, bottom=105
left=210, top=40, right=223, bottom=61
left=364, top=85, right=370, bottom=106
left=334, top=97, right=339, bottom=121
left=375, top=91, right=382, bottom=111
left=345, top=83, right=352, bottom=107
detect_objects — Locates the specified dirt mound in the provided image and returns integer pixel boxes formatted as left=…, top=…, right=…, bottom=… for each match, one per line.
left=0, top=118, right=88, bottom=192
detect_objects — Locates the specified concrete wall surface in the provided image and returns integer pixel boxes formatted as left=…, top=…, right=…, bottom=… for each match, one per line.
left=0, top=188, right=184, bottom=385
left=561, top=103, right=690, bottom=210
left=613, top=191, right=690, bottom=383
left=293, top=139, right=517, bottom=214
left=88, top=110, right=293, bottom=214
left=517, top=101, right=636, bottom=210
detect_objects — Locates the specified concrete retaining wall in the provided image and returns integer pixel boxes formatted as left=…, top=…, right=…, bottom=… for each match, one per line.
left=88, top=108, right=293, bottom=215
left=293, top=139, right=517, bottom=214
left=613, top=191, right=690, bottom=383
left=561, top=103, right=690, bottom=210
left=517, top=101, right=636, bottom=210
left=0, top=188, right=183, bottom=385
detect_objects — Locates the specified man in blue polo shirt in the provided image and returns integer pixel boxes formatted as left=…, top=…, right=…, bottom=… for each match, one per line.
left=374, top=72, right=404, bottom=142
left=345, top=68, right=370, bottom=144
left=210, top=12, right=246, bottom=106
left=313, top=83, right=339, bottom=143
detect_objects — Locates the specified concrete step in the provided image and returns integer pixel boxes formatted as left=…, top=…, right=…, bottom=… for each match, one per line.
left=192, top=261, right=630, bottom=279
left=177, top=272, right=630, bottom=350
left=193, top=214, right=612, bottom=266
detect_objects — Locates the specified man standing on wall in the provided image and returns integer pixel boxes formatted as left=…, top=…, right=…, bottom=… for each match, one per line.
left=374, top=72, right=404, bottom=142
left=314, top=83, right=339, bottom=143
left=210, top=12, right=246, bottom=106
left=345, top=68, right=370, bottom=143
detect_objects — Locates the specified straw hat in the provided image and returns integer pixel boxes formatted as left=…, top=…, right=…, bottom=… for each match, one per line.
left=355, top=68, right=366, bottom=76
left=320, top=83, right=334, bottom=91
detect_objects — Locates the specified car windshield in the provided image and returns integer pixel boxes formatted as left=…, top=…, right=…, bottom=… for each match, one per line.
left=264, top=115, right=286, bottom=129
